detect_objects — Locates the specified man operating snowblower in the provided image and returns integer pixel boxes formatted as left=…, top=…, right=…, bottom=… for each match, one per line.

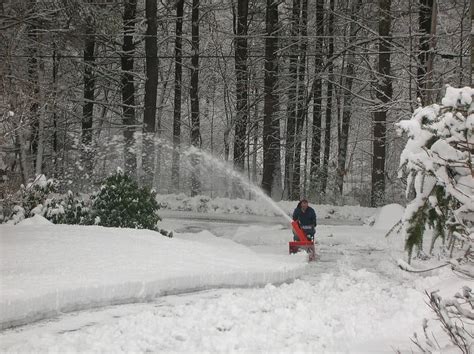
left=292, top=198, right=317, bottom=242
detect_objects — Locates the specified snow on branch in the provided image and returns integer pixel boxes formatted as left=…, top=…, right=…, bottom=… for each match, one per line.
left=412, top=287, right=474, bottom=353
left=396, top=85, right=474, bottom=263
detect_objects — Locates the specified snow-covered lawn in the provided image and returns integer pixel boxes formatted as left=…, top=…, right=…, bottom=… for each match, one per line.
left=0, top=205, right=468, bottom=352
left=0, top=217, right=306, bottom=331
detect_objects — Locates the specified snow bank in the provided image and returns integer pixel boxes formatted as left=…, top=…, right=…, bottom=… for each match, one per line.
left=156, top=193, right=376, bottom=223
left=373, top=203, right=405, bottom=231
left=16, top=214, right=53, bottom=226
left=0, top=263, right=434, bottom=353
left=0, top=224, right=307, bottom=330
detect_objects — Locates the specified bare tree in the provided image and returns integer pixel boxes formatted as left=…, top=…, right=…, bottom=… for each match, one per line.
left=171, top=0, right=184, bottom=191
left=292, top=0, right=308, bottom=200
left=261, top=0, right=280, bottom=196
left=417, top=0, right=437, bottom=105
left=27, top=0, right=40, bottom=177
left=190, top=0, right=201, bottom=196
left=233, top=0, right=249, bottom=174
left=81, top=17, right=95, bottom=178
left=142, top=0, right=158, bottom=187
left=309, top=0, right=324, bottom=197
left=371, top=0, right=392, bottom=206
left=321, top=0, right=335, bottom=198
left=284, top=0, right=301, bottom=200
left=336, top=0, right=362, bottom=197
left=121, top=0, right=138, bottom=176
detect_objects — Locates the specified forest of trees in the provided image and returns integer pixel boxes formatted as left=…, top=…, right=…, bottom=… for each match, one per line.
left=0, top=0, right=471, bottom=206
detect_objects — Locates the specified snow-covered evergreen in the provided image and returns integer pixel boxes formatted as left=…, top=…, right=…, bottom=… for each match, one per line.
left=396, top=85, right=473, bottom=261
left=91, top=168, right=161, bottom=231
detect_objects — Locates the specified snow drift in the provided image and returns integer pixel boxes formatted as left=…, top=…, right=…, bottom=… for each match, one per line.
left=0, top=223, right=306, bottom=330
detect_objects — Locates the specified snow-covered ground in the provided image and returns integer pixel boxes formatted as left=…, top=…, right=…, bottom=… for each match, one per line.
left=0, top=204, right=468, bottom=352
left=0, top=216, right=306, bottom=331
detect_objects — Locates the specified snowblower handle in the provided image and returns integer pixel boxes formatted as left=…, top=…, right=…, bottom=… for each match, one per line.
left=291, top=220, right=309, bottom=242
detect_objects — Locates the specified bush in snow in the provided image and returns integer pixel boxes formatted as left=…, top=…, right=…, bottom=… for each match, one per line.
left=91, top=169, right=162, bottom=231
left=3, top=175, right=56, bottom=224
left=396, top=86, right=473, bottom=263
left=5, top=205, right=26, bottom=225
left=21, top=175, right=56, bottom=216
left=1, top=174, right=94, bottom=225
left=2, top=171, right=172, bottom=236
left=45, top=191, right=92, bottom=225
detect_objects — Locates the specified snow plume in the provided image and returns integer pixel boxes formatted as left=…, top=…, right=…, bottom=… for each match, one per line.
left=396, top=85, right=473, bottom=262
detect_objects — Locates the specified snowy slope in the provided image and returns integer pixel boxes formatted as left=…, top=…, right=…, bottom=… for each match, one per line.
left=0, top=222, right=306, bottom=330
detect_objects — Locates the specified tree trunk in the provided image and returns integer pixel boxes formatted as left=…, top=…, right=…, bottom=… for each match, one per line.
left=52, top=46, right=59, bottom=177
left=171, top=0, right=184, bottom=191
left=284, top=0, right=301, bottom=199
left=309, top=0, right=324, bottom=196
left=153, top=68, right=169, bottom=188
left=321, top=0, right=335, bottom=198
left=15, top=120, right=30, bottom=184
left=336, top=0, right=362, bottom=197
left=190, top=0, right=201, bottom=196
left=121, top=0, right=137, bottom=176
left=233, top=0, right=249, bottom=173
left=261, top=0, right=280, bottom=196
left=469, top=0, right=473, bottom=86
left=251, top=83, right=259, bottom=183
left=292, top=0, right=308, bottom=200
left=27, top=2, right=39, bottom=178
left=416, top=0, right=436, bottom=105
left=142, top=0, right=158, bottom=188
left=35, top=106, right=44, bottom=176
left=371, top=0, right=392, bottom=207
left=82, top=22, right=95, bottom=177
left=232, top=0, right=249, bottom=197
left=252, top=125, right=258, bottom=183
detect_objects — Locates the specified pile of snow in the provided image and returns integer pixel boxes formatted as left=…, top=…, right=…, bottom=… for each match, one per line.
left=156, top=193, right=376, bottom=223
left=0, top=223, right=307, bottom=330
left=16, top=214, right=53, bottom=226
left=372, top=203, right=405, bottom=231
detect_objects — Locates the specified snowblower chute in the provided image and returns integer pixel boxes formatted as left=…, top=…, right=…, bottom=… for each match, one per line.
left=289, top=220, right=315, bottom=261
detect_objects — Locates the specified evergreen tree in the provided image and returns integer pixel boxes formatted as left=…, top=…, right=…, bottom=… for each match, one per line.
left=45, top=191, right=91, bottom=225
left=397, top=86, right=473, bottom=263
left=91, top=169, right=161, bottom=230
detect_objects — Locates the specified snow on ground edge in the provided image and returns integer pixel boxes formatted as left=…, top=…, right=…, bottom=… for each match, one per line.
left=1, top=268, right=305, bottom=331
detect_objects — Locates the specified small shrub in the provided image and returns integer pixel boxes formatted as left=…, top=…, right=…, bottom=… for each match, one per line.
left=21, top=175, right=56, bottom=217
left=45, top=191, right=92, bottom=225
left=3, top=175, right=56, bottom=224
left=91, top=169, right=161, bottom=230
left=197, top=196, right=210, bottom=212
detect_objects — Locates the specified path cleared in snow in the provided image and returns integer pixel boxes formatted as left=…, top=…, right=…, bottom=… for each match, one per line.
left=159, top=210, right=365, bottom=226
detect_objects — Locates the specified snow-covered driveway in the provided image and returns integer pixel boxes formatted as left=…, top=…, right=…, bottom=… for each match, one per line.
left=0, top=214, right=451, bottom=353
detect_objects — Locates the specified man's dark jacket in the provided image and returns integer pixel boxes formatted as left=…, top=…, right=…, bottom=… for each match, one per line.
left=292, top=206, right=317, bottom=230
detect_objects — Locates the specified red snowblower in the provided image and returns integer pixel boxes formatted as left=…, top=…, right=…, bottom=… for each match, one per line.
left=289, top=220, right=316, bottom=261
